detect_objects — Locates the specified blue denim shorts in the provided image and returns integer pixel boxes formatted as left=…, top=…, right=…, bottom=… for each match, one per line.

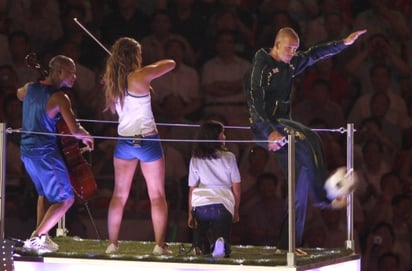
left=21, top=150, right=74, bottom=203
left=114, top=134, right=164, bottom=162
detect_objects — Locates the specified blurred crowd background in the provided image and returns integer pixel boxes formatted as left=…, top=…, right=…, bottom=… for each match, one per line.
left=1, top=0, right=412, bottom=270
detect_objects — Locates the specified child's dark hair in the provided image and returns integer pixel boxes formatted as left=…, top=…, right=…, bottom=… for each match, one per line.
left=192, top=120, right=226, bottom=159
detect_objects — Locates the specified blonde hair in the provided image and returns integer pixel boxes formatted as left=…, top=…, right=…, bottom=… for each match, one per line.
left=48, top=55, right=75, bottom=82
left=103, top=37, right=142, bottom=113
left=275, top=27, right=300, bottom=45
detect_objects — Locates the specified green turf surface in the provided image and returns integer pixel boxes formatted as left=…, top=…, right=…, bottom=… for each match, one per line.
left=14, top=236, right=356, bottom=267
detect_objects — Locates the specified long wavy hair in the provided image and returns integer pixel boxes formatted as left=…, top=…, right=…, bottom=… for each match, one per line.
left=192, top=120, right=227, bottom=159
left=103, top=37, right=142, bottom=113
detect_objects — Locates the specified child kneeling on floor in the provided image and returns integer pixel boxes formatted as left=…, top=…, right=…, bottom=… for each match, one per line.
left=187, top=120, right=241, bottom=258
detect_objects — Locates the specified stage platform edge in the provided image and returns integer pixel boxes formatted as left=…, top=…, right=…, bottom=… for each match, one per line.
left=13, top=252, right=361, bottom=271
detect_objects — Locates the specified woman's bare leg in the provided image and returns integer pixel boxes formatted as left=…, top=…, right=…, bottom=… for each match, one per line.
left=141, top=157, right=168, bottom=247
left=107, top=157, right=138, bottom=245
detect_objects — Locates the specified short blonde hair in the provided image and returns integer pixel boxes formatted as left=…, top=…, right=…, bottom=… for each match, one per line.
left=275, top=27, right=300, bottom=45
left=49, top=55, right=75, bottom=72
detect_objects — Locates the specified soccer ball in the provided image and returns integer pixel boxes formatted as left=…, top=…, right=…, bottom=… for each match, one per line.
left=324, top=167, right=358, bottom=200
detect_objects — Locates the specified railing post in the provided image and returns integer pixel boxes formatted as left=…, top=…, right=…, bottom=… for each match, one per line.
left=287, top=133, right=296, bottom=267
left=0, top=123, right=7, bottom=240
left=345, top=123, right=355, bottom=251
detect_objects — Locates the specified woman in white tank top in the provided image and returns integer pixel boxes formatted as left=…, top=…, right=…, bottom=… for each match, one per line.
left=103, top=37, right=176, bottom=255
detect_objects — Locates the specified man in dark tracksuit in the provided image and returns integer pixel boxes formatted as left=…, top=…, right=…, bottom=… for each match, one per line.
left=243, top=27, right=366, bottom=249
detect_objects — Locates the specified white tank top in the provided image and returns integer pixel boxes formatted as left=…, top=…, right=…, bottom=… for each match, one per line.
left=115, top=91, right=157, bottom=136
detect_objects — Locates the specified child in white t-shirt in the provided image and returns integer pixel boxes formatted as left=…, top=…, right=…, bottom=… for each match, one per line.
left=187, top=120, right=241, bottom=258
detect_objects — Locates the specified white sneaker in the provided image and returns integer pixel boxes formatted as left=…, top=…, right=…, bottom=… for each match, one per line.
left=29, top=231, right=59, bottom=251
left=212, top=237, right=225, bottom=258
left=105, top=243, right=119, bottom=254
left=44, top=235, right=59, bottom=251
left=23, top=234, right=58, bottom=254
left=153, top=244, right=172, bottom=255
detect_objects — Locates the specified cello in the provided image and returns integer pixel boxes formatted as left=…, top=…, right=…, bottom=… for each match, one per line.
left=25, top=53, right=97, bottom=204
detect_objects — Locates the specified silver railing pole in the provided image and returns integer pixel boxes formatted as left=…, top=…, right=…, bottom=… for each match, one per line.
left=0, top=123, right=7, bottom=239
left=287, top=133, right=296, bottom=267
left=345, top=123, right=355, bottom=250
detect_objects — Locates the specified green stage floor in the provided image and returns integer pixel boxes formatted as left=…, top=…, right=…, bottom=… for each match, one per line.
left=14, top=236, right=357, bottom=268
